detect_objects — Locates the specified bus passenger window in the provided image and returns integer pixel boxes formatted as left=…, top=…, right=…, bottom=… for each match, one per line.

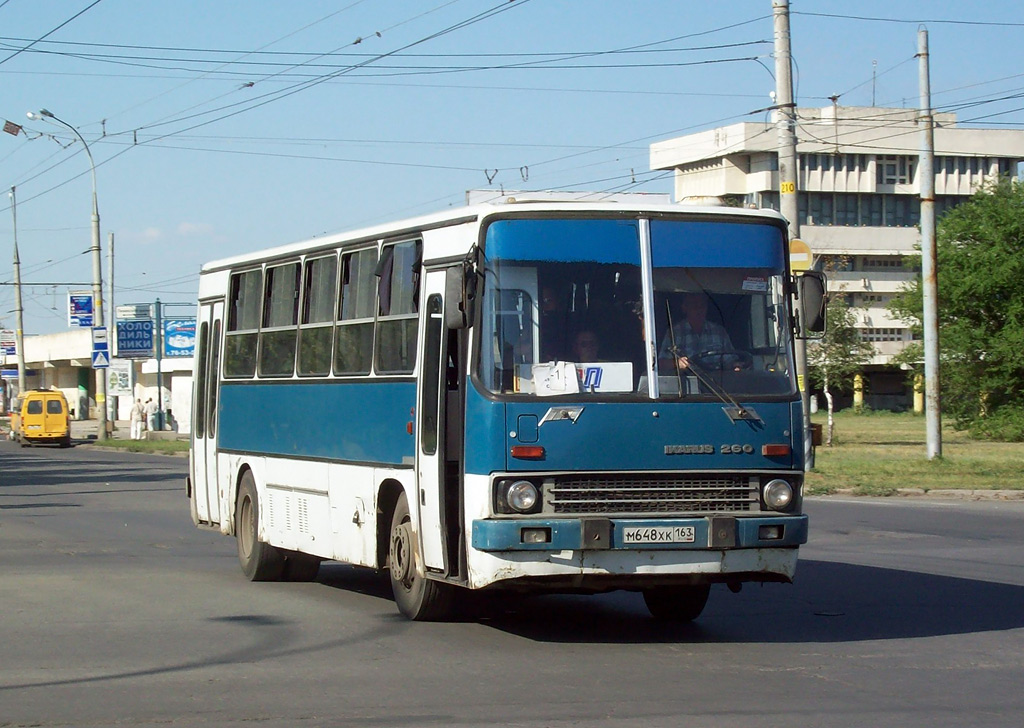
left=225, top=269, right=262, bottom=378
left=298, top=255, right=337, bottom=376
left=336, top=247, right=377, bottom=375
left=258, top=261, right=300, bottom=377
left=376, top=240, right=421, bottom=374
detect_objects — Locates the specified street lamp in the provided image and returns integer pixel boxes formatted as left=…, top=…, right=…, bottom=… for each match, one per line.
left=27, top=108, right=108, bottom=440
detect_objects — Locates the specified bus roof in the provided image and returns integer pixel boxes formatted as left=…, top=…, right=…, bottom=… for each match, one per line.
left=199, top=200, right=788, bottom=274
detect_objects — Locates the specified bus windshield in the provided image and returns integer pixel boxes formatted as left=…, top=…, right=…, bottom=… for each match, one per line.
left=477, top=215, right=795, bottom=399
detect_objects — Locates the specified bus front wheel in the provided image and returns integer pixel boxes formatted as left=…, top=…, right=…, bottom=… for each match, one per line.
left=388, top=492, right=454, bottom=621
left=642, top=584, right=711, bottom=622
left=236, top=471, right=284, bottom=581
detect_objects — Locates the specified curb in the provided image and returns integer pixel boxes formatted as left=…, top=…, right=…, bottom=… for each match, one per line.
left=826, top=487, right=1024, bottom=501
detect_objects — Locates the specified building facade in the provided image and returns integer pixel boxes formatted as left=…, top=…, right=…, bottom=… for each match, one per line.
left=2, top=330, right=193, bottom=434
left=650, top=105, right=1024, bottom=408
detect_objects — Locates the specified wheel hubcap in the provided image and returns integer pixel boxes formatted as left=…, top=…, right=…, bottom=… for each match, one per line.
left=390, top=521, right=414, bottom=589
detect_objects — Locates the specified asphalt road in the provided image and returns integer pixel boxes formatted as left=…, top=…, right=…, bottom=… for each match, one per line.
left=1, top=440, right=1022, bottom=728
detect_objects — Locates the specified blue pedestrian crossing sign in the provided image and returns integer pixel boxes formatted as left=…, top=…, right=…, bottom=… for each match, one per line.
left=92, top=326, right=110, bottom=368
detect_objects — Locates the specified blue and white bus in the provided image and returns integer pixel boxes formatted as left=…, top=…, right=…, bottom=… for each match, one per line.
left=187, top=200, right=826, bottom=621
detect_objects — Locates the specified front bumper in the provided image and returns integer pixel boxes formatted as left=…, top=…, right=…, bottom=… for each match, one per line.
left=472, top=514, right=808, bottom=552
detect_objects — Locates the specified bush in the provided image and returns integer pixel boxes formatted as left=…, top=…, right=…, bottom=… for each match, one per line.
left=969, top=407, right=1024, bottom=442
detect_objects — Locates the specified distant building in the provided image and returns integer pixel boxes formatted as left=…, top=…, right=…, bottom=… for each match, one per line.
left=650, top=105, right=1024, bottom=408
left=2, top=330, right=192, bottom=433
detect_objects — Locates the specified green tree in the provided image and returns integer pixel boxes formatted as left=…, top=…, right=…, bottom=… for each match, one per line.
left=808, top=293, right=874, bottom=446
left=889, top=177, right=1024, bottom=440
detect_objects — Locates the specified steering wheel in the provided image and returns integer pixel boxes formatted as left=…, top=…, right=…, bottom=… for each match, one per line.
left=693, top=349, right=753, bottom=371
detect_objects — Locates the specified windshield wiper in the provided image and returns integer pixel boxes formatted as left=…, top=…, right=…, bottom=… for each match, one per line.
left=680, top=358, right=760, bottom=422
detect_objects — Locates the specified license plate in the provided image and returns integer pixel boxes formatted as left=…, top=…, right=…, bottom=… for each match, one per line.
left=621, top=525, right=696, bottom=545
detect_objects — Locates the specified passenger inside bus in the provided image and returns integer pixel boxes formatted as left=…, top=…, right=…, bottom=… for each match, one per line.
left=658, top=291, right=745, bottom=373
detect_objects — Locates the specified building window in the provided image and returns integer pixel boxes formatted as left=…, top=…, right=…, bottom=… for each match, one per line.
left=861, top=257, right=905, bottom=270
left=860, top=327, right=906, bottom=342
left=798, top=192, right=919, bottom=227
left=876, top=155, right=915, bottom=185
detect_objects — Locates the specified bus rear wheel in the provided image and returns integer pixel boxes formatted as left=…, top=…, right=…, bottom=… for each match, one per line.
left=642, top=584, right=711, bottom=622
left=388, top=492, right=455, bottom=621
left=236, top=471, right=284, bottom=581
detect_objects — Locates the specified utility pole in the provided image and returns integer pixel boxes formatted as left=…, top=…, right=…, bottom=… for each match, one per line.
left=918, top=28, right=942, bottom=459
left=108, top=231, right=116, bottom=420
left=9, top=187, right=26, bottom=397
left=773, top=0, right=812, bottom=468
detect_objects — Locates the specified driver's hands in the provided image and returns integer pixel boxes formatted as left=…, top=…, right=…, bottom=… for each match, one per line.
left=679, top=354, right=743, bottom=372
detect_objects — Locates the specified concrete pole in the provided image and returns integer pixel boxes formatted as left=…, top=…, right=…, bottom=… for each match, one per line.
left=108, top=231, right=116, bottom=420
left=918, top=28, right=942, bottom=459
left=9, top=187, right=27, bottom=397
left=773, top=0, right=812, bottom=468
left=37, top=111, right=108, bottom=440
left=155, top=298, right=165, bottom=431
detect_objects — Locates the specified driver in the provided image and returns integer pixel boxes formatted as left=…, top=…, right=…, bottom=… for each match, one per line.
left=658, top=291, right=741, bottom=372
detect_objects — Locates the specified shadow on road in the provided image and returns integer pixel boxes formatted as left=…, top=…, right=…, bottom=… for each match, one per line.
left=316, top=559, right=1024, bottom=644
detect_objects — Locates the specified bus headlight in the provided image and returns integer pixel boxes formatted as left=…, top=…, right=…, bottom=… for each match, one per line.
left=763, top=479, right=794, bottom=511
left=506, top=480, right=539, bottom=513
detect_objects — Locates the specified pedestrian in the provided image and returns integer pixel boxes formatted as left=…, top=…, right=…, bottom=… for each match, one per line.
left=129, top=398, right=145, bottom=440
left=144, top=397, right=158, bottom=432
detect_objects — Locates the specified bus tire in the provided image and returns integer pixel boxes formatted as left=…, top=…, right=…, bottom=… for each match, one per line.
left=235, top=471, right=284, bottom=581
left=642, top=584, right=711, bottom=622
left=388, top=492, right=455, bottom=621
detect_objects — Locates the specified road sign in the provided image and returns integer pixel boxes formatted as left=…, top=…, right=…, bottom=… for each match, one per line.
left=116, top=304, right=152, bottom=320
left=117, top=319, right=154, bottom=358
left=790, top=238, right=812, bottom=272
left=92, top=350, right=110, bottom=368
left=92, top=326, right=108, bottom=346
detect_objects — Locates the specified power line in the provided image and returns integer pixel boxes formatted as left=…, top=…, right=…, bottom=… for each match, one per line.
left=792, top=10, right=1024, bottom=27
left=0, top=0, right=105, bottom=67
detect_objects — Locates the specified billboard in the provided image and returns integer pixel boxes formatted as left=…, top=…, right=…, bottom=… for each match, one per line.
left=116, top=320, right=154, bottom=358
left=164, top=319, right=196, bottom=358
left=68, top=291, right=94, bottom=328
left=0, top=329, right=15, bottom=356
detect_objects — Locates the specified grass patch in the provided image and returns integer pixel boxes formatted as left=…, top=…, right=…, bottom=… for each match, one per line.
left=88, top=438, right=189, bottom=455
left=806, top=411, right=1024, bottom=496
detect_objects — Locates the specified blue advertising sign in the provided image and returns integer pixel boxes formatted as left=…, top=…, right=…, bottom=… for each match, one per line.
left=68, top=292, right=94, bottom=328
left=164, top=318, right=196, bottom=358
left=116, top=319, right=154, bottom=358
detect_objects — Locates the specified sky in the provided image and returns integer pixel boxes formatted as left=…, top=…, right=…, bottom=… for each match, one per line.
left=0, top=0, right=1021, bottom=336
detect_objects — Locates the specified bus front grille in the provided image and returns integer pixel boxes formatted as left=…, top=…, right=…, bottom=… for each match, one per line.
left=549, top=474, right=758, bottom=515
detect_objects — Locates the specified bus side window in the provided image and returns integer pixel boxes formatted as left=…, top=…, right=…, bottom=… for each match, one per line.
left=224, top=268, right=262, bottom=378
left=336, top=247, right=377, bottom=375
left=258, top=261, right=300, bottom=377
left=298, top=254, right=337, bottom=376
left=376, top=239, right=421, bottom=374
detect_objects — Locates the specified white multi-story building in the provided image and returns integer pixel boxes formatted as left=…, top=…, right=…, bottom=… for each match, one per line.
left=650, top=105, right=1024, bottom=408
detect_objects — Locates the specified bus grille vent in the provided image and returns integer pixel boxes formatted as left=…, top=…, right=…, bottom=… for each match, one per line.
left=549, top=474, right=757, bottom=515
left=297, top=497, right=310, bottom=534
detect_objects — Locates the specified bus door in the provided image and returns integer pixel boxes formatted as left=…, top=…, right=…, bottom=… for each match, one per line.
left=193, top=300, right=224, bottom=525
left=416, top=270, right=451, bottom=573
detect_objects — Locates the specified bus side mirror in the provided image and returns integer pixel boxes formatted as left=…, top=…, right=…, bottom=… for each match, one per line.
left=797, top=271, right=826, bottom=337
left=445, top=264, right=475, bottom=329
